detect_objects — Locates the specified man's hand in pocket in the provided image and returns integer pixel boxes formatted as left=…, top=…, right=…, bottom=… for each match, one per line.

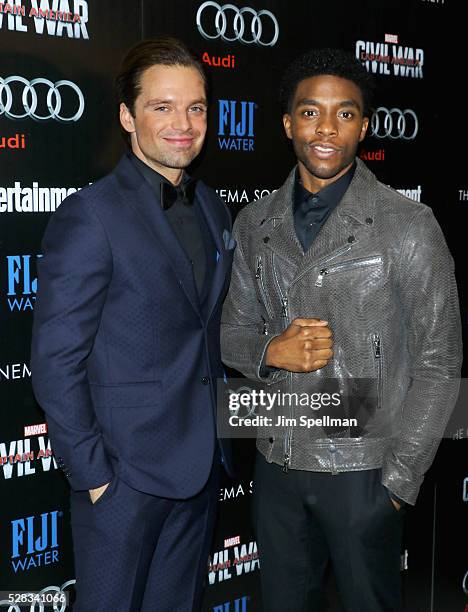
left=89, top=482, right=110, bottom=504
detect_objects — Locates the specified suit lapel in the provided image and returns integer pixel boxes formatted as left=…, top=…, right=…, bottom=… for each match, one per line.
left=196, top=182, right=232, bottom=321
left=114, top=155, right=201, bottom=316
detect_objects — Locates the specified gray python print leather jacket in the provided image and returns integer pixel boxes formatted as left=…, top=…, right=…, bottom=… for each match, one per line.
left=221, top=159, right=462, bottom=505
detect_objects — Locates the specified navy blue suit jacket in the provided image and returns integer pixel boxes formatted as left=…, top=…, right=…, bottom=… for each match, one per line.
left=31, top=154, right=234, bottom=499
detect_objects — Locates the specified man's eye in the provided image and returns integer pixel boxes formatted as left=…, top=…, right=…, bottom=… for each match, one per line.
left=302, top=109, right=318, bottom=117
left=190, top=106, right=206, bottom=113
left=340, top=111, right=354, bottom=119
left=154, top=106, right=168, bottom=112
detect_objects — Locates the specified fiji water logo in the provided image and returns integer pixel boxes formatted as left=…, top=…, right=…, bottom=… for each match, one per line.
left=218, top=100, right=256, bottom=152
left=213, top=596, right=249, bottom=612
left=11, top=510, right=62, bottom=572
left=6, top=254, right=42, bottom=311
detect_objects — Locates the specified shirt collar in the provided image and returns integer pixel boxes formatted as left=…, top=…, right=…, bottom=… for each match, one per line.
left=129, top=151, right=190, bottom=196
left=294, top=162, right=356, bottom=213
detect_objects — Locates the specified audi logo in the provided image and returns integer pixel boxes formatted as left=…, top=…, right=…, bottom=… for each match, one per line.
left=370, top=107, right=418, bottom=141
left=196, top=1, right=279, bottom=46
left=0, top=76, right=85, bottom=122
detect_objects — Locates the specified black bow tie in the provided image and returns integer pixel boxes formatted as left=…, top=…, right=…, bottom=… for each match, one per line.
left=160, top=180, right=196, bottom=211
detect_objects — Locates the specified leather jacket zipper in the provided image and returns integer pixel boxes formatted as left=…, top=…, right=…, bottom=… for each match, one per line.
left=280, top=245, right=352, bottom=469
left=315, top=256, right=382, bottom=287
left=283, top=451, right=290, bottom=473
left=255, top=255, right=274, bottom=319
left=281, top=297, right=288, bottom=318
left=272, top=254, right=292, bottom=471
left=372, top=333, right=382, bottom=408
left=291, top=244, right=352, bottom=289
left=272, top=255, right=288, bottom=319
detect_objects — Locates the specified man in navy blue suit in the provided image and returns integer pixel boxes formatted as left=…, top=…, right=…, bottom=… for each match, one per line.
left=31, top=37, right=234, bottom=612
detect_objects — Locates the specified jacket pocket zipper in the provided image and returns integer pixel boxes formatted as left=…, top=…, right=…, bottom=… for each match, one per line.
left=291, top=243, right=352, bottom=289
left=255, top=255, right=274, bottom=319
left=372, top=333, right=382, bottom=408
left=272, top=254, right=288, bottom=319
left=315, top=256, right=382, bottom=287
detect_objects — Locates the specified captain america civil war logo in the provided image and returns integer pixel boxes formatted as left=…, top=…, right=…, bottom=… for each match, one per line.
left=207, top=536, right=259, bottom=585
left=0, top=435, right=57, bottom=479
left=0, top=0, right=89, bottom=38
left=356, top=35, right=424, bottom=78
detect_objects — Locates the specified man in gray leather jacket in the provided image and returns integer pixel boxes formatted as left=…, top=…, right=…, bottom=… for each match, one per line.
left=221, top=48, right=462, bottom=611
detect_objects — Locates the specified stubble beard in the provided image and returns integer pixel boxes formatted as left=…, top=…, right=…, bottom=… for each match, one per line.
left=153, top=149, right=198, bottom=170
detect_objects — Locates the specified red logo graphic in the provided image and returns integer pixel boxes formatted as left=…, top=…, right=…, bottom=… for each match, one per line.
left=0, top=133, right=26, bottom=150
left=385, top=33, right=399, bottom=43
left=202, top=52, right=236, bottom=69
left=24, top=423, right=48, bottom=437
left=359, top=148, right=385, bottom=161
left=224, top=535, right=241, bottom=548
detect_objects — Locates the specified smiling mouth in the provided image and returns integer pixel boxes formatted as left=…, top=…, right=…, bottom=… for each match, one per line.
left=164, top=137, right=194, bottom=147
left=310, top=143, right=341, bottom=159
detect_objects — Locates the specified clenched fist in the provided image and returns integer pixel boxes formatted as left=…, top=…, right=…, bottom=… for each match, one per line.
left=265, top=318, right=333, bottom=373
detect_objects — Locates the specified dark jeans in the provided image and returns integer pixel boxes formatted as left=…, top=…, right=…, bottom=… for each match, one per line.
left=252, top=452, right=405, bottom=612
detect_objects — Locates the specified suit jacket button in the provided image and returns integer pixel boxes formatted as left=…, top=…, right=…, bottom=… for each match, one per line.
left=201, top=376, right=210, bottom=385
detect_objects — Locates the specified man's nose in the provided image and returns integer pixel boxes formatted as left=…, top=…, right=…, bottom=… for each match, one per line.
left=316, top=113, right=338, bottom=136
left=171, top=110, right=191, bottom=131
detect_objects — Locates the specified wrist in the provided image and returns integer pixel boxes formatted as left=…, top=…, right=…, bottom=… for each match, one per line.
left=265, top=337, right=279, bottom=367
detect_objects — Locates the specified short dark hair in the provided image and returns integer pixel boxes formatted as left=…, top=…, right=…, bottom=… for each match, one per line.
left=279, top=47, right=375, bottom=117
left=115, top=36, right=207, bottom=117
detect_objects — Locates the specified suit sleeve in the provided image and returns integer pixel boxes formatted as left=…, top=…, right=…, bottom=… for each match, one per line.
left=221, top=215, right=286, bottom=383
left=31, top=194, right=114, bottom=491
left=381, top=206, right=462, bottom=505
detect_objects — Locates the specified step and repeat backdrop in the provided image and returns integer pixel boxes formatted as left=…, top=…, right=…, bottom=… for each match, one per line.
left=1, top=1, right=466, bottom=611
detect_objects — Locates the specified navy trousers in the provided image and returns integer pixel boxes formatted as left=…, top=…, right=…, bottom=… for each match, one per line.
left=252, top=452, right=405, bottom=612
left=69, top=460, right=220, bottom=612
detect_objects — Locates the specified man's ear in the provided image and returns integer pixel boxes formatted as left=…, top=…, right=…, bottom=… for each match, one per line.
left=119, top=103, right=135, bottom=135
left=283, top=114, right=292, bottom=140
left=359, top=116, right=369, bottom=142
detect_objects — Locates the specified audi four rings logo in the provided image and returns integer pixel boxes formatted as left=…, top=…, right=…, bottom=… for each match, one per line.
left=0, top=77, right=85, bottom=122
left=196, top=2, right=279, bottom=46
left=370, top=107, right=419, bottom=140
